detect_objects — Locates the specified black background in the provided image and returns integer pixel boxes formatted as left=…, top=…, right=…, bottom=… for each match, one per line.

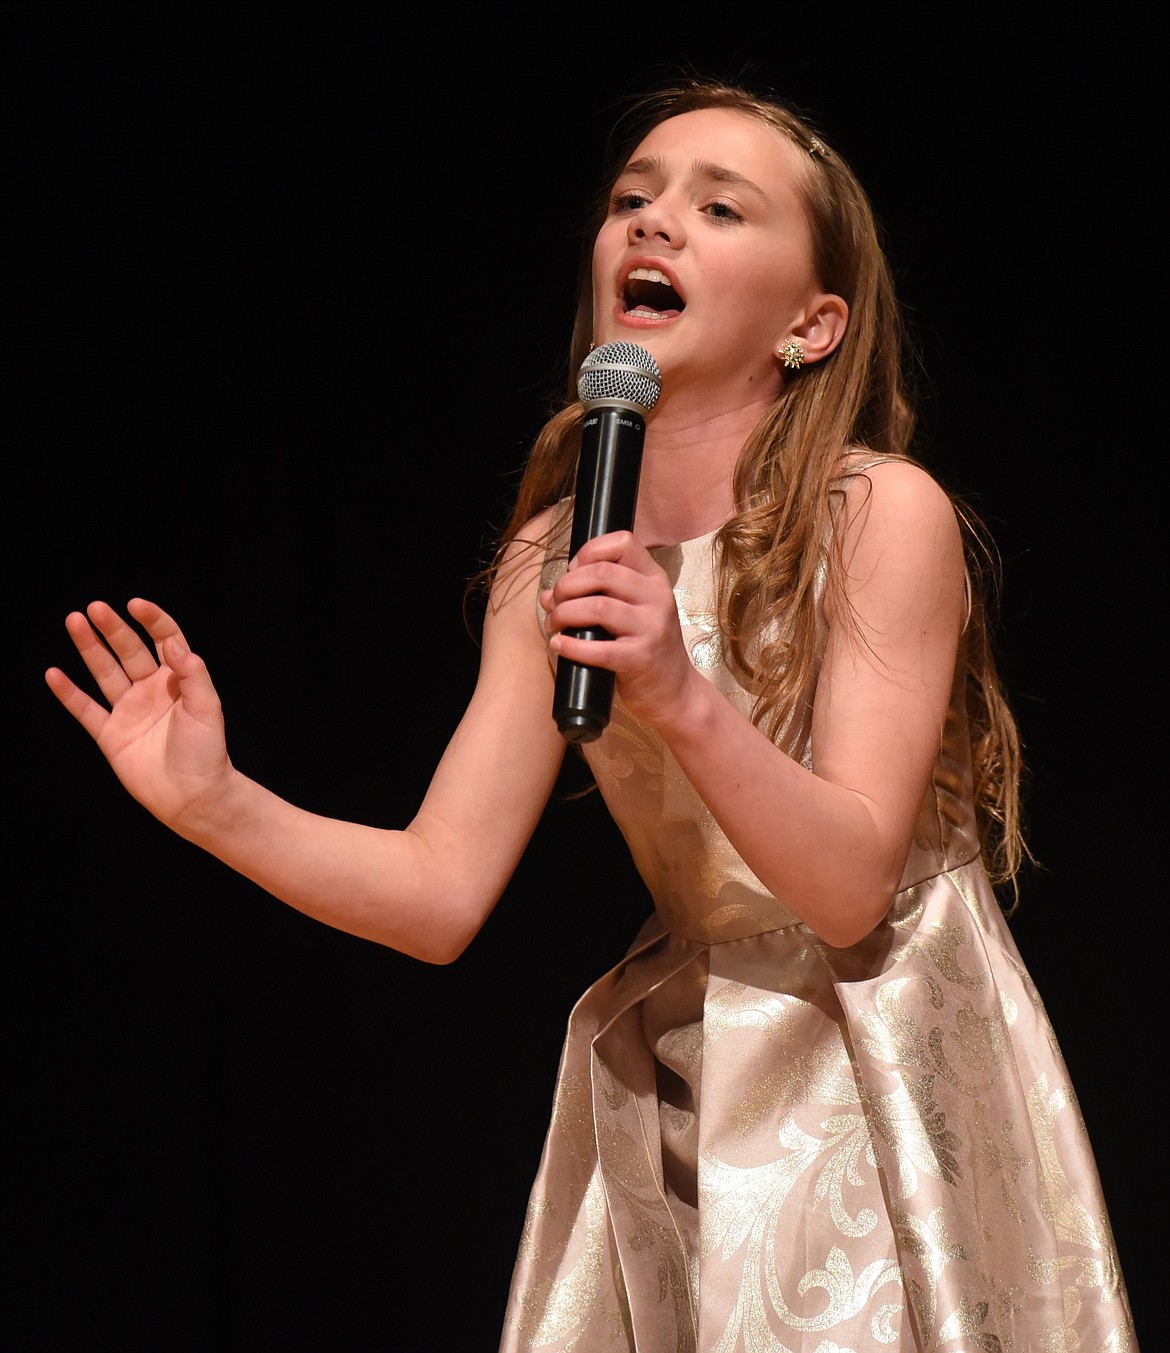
left=11, top=9, right=1156, bottom=1349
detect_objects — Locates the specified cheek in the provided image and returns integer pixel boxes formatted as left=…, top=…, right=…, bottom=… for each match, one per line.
left=591, top=221, right=636, bottom=326
left=708, top=242, right=789, bottom=300
left=590, top=251, right=605, bottom=305
left=591, top=221, right=622, bottom=285
left=760, top=239, right=819, bottom=305
left=748, top=263, right=816, bottom=331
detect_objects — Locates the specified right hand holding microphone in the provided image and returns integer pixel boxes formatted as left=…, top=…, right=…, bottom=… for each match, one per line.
left=45, top=598, right=234, bottom=831
left=543, top=530, right=697, bottom=733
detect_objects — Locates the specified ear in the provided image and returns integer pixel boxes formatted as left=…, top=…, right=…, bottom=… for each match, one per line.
left=786, top=292, right=849, bottom=365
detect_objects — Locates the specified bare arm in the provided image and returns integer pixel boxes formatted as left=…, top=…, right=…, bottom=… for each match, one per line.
left=45, top=530, right=567, bottom=963
left=544, top=461, right=966, bottom=947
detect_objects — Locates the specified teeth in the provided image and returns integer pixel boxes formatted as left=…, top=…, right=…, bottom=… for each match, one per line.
left=628, top=267, right=672, bottom=285
left=628, top=308, right=665, bottom=319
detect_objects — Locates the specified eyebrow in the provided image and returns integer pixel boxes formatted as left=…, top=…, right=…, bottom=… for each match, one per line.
left=618, top=155, right=768, bottom=201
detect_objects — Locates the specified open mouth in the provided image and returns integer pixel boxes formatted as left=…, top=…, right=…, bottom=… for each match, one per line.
left=623, top=267, right=684, bottom=320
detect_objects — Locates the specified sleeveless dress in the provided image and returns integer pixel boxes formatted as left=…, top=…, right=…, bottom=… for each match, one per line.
left=500, top=498, right=1135, bottom=1351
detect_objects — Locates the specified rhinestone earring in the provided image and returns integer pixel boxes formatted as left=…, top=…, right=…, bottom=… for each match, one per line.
left=778, top=339, right=805, bottom=370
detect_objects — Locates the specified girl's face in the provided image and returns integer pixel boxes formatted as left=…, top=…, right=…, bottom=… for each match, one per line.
left=591, top=107, right=834, bottom=404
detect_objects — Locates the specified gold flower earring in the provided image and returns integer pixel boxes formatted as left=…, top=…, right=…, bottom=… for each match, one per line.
left=778, top=339, right=805, bottom=370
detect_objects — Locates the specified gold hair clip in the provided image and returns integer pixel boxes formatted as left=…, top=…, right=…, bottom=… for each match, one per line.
left=807, top=138, right=827, bottom=158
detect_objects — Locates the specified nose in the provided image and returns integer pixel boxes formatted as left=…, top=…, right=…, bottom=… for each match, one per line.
left=627, top=195, right=684, bottom=248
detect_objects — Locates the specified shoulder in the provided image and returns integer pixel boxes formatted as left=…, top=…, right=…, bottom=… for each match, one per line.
left=488, top=503, right=568, bottom=613
left=837, top=455, right=960, bottom=547
left=828, top=456, right=965, bottom=628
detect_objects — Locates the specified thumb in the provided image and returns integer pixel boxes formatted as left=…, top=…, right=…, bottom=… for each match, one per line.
left=159, top=634, right=223, bottom=721
left=159, top=632, right=192, bottom=669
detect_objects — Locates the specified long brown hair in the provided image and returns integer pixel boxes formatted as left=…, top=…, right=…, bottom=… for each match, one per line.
left=478, top=78, right=1029, bottom=899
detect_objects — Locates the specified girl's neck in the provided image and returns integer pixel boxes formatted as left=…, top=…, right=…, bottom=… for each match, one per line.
left=632, top=393, right=772, bottom=548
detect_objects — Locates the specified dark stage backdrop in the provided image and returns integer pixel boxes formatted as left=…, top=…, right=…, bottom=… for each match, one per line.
left=11, top=11, right=1154, bottom=1348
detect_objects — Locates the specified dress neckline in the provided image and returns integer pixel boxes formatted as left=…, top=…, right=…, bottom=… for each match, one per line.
left=647, top=525, right=720, bottom=555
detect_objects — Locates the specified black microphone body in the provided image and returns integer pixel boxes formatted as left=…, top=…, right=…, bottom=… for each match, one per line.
left=553, top=342, right=662, bottom=744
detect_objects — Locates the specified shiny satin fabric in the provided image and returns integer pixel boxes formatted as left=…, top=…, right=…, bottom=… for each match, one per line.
left=501, top=515, right=1135, bottom=1351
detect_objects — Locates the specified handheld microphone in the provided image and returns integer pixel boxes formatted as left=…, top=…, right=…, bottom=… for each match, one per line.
left=553, top=341, right=663, bottom=744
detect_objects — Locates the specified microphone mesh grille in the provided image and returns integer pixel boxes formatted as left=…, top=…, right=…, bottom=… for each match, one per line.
left=577, top=341, right=662, bottom=410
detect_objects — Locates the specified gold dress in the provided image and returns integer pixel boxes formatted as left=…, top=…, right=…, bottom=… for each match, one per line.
left=501, top=514, right=1135, bottom=1352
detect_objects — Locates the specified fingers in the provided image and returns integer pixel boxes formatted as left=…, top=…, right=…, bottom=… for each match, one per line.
left=59, top=604, right=141, bottom=705
left=44, top=663, right=110, bottom=742
left=129, top=601, right=222, bottom=721
left=553, top=561, right=642, bottom=607
left=543, top=533, right=694, bottom=725
left=548, top=532, right=665, bottom=616
left=50, top=598, right=208, bottom=715
left=90, top=598, right=181, bottom=682
left=568, top=530, right=658, bottom=577
left=160, top=631, right=223, bottom=723
left=547, top=589, right=636, bottom=641
left=548, top=537, right=666, bottom=623
left=544, top=539, right=678, bottom=658
left=126, top=597, right=188, bottom=654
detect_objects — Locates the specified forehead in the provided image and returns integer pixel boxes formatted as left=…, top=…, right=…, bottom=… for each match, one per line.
left=620, top=106, right=806, bottom=194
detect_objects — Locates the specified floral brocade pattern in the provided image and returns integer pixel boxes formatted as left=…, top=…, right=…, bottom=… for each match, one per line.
left=501, top=521, right=1135, bottom=1351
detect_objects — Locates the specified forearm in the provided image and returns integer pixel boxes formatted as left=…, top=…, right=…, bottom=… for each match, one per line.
left=651, top=674, right=907, bottom=947
left=175, top=768, right=488, bottom=963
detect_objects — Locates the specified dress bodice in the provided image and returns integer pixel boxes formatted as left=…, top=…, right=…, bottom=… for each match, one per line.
left=541, top=521, right=981, bottom=944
